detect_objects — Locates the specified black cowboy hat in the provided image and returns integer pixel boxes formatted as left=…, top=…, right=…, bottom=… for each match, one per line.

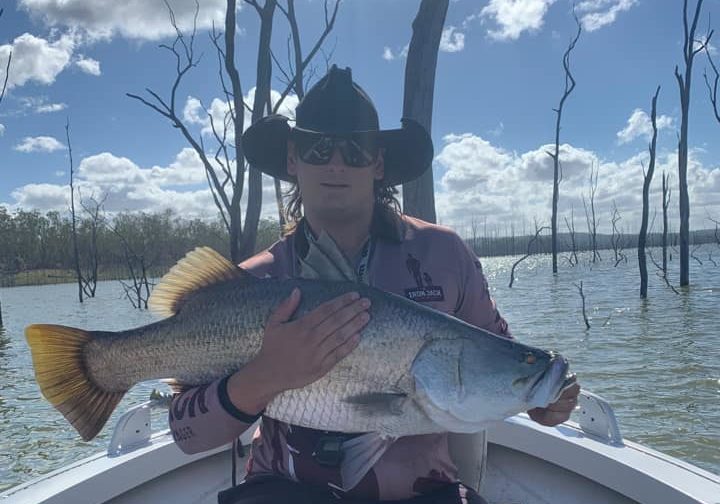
left=241, top=65, right=434, bottom=187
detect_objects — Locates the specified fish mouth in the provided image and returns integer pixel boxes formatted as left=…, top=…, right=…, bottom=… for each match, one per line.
left=525, top=356, right=570, bottom=408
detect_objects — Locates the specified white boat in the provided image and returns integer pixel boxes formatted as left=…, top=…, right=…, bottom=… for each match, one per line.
left=2, top=390, right=718, bottom=504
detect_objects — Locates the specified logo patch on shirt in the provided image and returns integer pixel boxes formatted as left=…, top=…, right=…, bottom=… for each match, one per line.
left=405, top=286, right=445, bottom=302
left=404, top=253, right=444, bottom=302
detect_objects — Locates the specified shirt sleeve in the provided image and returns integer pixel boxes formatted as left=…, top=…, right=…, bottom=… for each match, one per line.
left=452, top=235, right=512, bottom=339
left=168, top=376, right=257, bottom=454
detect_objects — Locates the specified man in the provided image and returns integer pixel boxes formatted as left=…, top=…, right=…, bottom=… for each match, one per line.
left=169, top=65, right=580, bottom=503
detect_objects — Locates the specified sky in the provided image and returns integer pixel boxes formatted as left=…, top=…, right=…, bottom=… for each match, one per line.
left=1, top=0, right=720, bottom=238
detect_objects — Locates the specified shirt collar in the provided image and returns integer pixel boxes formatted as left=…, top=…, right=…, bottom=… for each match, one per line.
left=294, top=205, right=403, bottom=258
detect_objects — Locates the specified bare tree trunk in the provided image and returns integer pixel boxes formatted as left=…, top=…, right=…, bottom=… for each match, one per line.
left=1, top=8, right=9, bottom=323
left=662, top=171, right=671, bottom=276
left=639, top=86, right=661, bottom=297
left=0, top=9, right=10, bottom=109
left=548, top=14, right=581, bottom=274
left=583, top=164, right=600, bottom=263
left=564, top=207, right=578, bottom=266
left=401, top=0, right=448, bottom=223
left=235, top=1, right=276, bottom=259
left=674, top=0, right=711, bottom=286
left=611, top=201, right=626, bottom=266
left=66, top=119, right=84, bottom=303
left=574, top=281, right=591, bottom=329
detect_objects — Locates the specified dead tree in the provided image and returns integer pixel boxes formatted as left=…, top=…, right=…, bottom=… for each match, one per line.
left=583, top=163, right=601, bottom=263
left=0, top=8, right=9, bottom=324
left=662, top=171, right=671, bottom=276
left=709, top=213, right=720, bottom=246
left=270, top=0, right=340, bottom=226
left=563, top=208, right=579, bottom=267
left=108, top=222, right=153, bottom=310
left=547, top=12, right=581, bottom=274
left=66, top=119, right=85, bottom=303
left=611, top=201, right=626, bottom=267
left=703, top=34, right=720, bottom=124
left=128, top=0, right=269, bottom=262
left=401, top=0, right=449, bottom=223
left=78, top=194, right=106, bottom=297
left=574, top=281, right=591, bottom=329
left=509, top=222, right=549, bottom=288
left=675, top=0, right=712, bottom=286
left=0, top=8, right=10, bottom=108
left=639, top=86, right=661, bottom=297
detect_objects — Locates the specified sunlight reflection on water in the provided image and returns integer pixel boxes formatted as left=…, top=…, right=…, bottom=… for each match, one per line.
left=0, top=245, right=718, bottom=490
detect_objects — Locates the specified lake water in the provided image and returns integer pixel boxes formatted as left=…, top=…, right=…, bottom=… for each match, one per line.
left=1, top=245, right=719, bottom=491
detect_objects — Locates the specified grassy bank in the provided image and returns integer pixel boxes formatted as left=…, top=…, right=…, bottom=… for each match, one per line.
left=0, top=266, right=171, bottom=288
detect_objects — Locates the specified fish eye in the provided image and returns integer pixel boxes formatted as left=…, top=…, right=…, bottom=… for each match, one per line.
left=524, top=352, right=537, bottom=365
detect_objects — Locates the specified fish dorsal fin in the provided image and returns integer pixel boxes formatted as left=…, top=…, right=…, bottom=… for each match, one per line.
left=149, top=246, right=245, bottom=317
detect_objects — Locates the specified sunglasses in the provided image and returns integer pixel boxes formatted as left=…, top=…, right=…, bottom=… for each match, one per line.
left=292, top=130, right=380, bottom=168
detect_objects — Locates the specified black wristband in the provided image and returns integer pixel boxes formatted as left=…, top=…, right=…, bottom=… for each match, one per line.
left=218, top=375, right=265, bottom=424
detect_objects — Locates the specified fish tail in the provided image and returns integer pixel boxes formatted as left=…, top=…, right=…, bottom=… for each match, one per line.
left=25, top=324, right=125, bottom=441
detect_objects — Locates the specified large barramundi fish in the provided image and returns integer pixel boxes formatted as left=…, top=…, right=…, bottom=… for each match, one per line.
left=26, top=247, right=573, bottom=445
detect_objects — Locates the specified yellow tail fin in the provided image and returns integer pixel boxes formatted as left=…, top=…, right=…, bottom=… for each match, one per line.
left=25, top=324, right=125, bottom=441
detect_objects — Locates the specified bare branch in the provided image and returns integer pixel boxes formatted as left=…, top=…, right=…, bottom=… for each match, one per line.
left=509, top=223, right=549, bottom=288
left=573, top=281, right=591, bottom=330
left=704, top=44, right=720, bottom=123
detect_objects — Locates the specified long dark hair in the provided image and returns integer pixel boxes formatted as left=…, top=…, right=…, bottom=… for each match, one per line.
left=283, top=182, right=400, bottom=235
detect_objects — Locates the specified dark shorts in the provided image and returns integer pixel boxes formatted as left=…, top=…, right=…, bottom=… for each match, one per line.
left=217, top=475, right=488, bottom=504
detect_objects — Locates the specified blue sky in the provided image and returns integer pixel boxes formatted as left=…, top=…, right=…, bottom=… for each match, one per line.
left=1, top=0, right=720, bottom=236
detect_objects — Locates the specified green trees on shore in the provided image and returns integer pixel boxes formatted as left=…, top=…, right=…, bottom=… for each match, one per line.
left=0, top=207, right=281, bottom=286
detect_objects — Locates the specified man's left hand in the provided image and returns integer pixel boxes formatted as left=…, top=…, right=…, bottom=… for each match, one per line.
left=527, top=382, right=581, bottom=427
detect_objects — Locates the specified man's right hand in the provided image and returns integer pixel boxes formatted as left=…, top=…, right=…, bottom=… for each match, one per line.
left=226, top=288, right=371, bottom=415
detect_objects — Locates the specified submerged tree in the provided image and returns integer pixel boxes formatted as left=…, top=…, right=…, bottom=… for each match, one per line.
left=639, top=86, right=661, bottom=298
left=583, top=163, right=600, bottom=263
left=401, top=0, right=449, bottom=223
left=128, top=0, right=338, bottom=262
left=547, top=12, right=581, bottom=274
left=674, top=0, right=712, bottom=286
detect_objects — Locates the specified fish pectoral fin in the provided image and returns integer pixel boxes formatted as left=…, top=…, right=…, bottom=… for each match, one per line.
left=148, top=247, right=248, bottom=317
left=340, top=433, right=396, bottom=491
left=342, top=392, right=407, bottom=416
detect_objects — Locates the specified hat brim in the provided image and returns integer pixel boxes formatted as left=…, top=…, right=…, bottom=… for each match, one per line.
left=242, top=115, right=433, bottom=186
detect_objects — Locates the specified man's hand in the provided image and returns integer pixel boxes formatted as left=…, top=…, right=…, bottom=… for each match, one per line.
left=254, top=288, right=370, bottom=391
left=528, top=382, right=581, bottom=427
left=227, top=288, right=370, bottom=416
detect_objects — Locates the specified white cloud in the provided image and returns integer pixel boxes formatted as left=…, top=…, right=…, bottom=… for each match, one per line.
left=434, top=133, right=720, bottom=235
left=20, top=0, right=233, bottom=41
left=11, top=183, right=69, bottom=209
left=36, top=102, right=67, bottom=113
left=0, top=33, right=75, bottom=90
left=14, top=135, right=65, bottom=152
left=480, top=0, right=557, bottom=41
left=440, top=26, right=465, bottom=52
left=7, top=148, right=284, bottom=220
left=617, top=108, right=673, bottom=145
left=183, top=87, right=299, bottom=141
left=75, top=55, right=100, bottom=75
left=0, top=124, right=5, bottom=136
left=577, top=0, right=638, bottom=32
left=55, top=170, right=66, bottom=177
left=381, top=44, right=408, bottom=61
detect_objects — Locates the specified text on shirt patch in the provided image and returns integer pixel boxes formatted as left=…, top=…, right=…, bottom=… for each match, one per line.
left=404, top=253, right=444, bottom=302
